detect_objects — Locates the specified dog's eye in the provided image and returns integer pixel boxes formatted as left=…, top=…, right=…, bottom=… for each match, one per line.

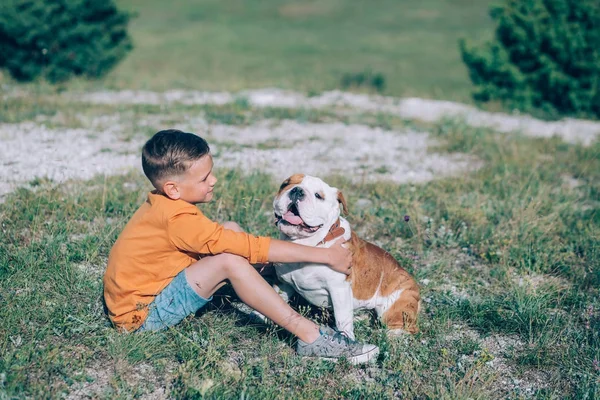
left=315, top=192, right=324, bottom=200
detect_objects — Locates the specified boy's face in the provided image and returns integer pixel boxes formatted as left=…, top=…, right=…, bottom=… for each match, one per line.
left=164, top=154, right=217, bottom=204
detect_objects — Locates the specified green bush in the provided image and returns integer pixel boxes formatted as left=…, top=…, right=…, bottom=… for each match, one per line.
left=460, top=0, right=600, bottom=119
left=340, top=69, right=386, bottom=93
left=0, top=0, right=133, bottom=83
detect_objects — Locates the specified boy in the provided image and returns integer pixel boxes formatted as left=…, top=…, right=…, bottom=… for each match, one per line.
left=103, top=129, right=379, bottom=365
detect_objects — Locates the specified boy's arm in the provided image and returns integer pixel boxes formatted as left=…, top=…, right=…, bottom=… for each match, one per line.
left=169, top=211, right=271, bottom=264
left=168, top=208, right=351, bottom=273
left=268, top=239, right=352, bottom=275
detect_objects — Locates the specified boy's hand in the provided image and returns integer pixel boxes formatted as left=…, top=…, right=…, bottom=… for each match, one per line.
left=267, top=238, right=352, bottom=273
left=327, top=240, right=353, bottom=275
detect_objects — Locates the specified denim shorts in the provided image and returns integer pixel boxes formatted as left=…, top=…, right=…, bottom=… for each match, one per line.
left=138, top=269, right=212, bottom=332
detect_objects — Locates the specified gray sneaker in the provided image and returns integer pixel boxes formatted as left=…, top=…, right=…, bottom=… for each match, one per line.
left=296, top=327, right=379, bottom=365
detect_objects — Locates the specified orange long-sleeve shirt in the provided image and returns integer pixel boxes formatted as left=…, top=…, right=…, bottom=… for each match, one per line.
left=103, top=191, right=271, bottom=332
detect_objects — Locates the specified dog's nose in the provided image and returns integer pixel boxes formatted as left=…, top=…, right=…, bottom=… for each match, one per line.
left=289, top=186, right=305, bottom=202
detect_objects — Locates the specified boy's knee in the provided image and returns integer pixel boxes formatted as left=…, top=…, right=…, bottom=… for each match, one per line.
left=222, top=221, right=243, bottom=232
left=216, top=253, right=251, bottom=275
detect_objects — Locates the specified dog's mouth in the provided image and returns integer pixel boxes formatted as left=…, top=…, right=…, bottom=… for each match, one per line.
left=275, top=203, right=322, bottom=232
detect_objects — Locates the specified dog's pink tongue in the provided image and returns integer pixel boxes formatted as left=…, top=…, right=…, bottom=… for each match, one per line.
left=283, top=211, right=303, bottom=225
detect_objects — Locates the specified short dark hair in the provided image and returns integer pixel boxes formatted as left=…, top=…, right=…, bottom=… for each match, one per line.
left=142, top=129, right=210, bottom=189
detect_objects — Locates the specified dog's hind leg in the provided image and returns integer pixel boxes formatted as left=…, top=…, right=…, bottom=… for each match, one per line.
left=380, top=289, right=420, bottom=334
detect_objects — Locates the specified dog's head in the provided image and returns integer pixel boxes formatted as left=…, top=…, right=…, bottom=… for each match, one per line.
left=273, top=174, right=347, bottom=239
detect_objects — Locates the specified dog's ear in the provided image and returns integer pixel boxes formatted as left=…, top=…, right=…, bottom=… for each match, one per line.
left=337, top=190, right=349, bottom=215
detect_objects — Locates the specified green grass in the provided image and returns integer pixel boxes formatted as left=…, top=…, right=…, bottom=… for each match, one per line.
left=3, top=0, right=494, bottom=102
left=1, top=103, right=598, bottom=397
left=1, top=2, right=597, bottom=396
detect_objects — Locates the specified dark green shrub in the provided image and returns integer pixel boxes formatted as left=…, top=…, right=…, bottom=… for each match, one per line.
left=460, top=0, right=600, bottom=119
left=0, top=0, right=133, bottom=83
left=340, top=69, right=386, bottom=93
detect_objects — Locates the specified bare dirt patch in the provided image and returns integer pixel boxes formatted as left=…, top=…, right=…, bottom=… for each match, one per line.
left=0, top=114, right=479, bottom=198
left=73, top=88, right=600, bottom=146
left=445, top=326, right=550, bottom=398
left=206, top=120, right=479, bottom=184
left=66, top=359, right=175, bottom=400
left=0, top=120, right=141, bottom=199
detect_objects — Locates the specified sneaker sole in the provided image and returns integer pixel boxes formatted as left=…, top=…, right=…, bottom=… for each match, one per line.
left=315, top=346, right=380, bottom=365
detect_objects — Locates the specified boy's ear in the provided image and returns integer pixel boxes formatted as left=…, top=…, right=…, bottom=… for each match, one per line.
left=162, top=181, right=181, bottom=200
left=337, top=190, right=348, bottom=215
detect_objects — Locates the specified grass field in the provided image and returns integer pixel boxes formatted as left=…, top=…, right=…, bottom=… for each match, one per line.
left=52, top=0, right=494, bottom=102
left=1, top=0, right=599, bottom=398
left=0, top=91, right=599, bottom=398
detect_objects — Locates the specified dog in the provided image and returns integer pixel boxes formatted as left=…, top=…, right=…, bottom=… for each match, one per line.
left=272, top=174, right=420, bottom=339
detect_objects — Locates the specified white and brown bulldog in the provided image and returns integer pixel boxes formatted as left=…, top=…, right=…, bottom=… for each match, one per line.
left=272, top=174, right=420, bottom=339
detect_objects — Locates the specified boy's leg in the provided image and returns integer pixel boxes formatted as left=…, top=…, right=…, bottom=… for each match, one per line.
left=202, top=221, right=379, bottom=365
left=138, top=269, right=211, bottom=332
left=185, top=252, right=320, bottom=343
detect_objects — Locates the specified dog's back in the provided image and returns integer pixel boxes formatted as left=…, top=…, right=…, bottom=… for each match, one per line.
left=348, top=233, right=420, bottom=333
